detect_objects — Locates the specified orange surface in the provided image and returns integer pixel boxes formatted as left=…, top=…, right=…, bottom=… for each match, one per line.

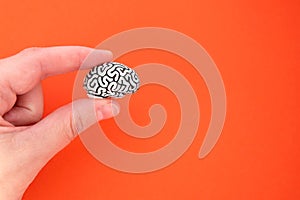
left=1, top=0, right=299, bottom=199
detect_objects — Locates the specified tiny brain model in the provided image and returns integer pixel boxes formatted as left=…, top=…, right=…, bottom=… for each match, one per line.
left=83, top=62, right=140, bottom=98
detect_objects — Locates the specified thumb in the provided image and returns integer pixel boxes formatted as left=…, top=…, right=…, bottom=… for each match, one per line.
left=23, top=98, right=119, bottom=159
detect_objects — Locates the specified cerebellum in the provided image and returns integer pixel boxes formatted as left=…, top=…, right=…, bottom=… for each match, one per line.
left=83, top=62, right=140, bottom=98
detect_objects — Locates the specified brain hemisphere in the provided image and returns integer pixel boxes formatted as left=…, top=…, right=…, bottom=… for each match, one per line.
left=83, top=62, right=140, bottom=98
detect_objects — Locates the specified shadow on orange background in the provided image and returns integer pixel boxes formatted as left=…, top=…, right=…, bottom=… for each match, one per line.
left=0, top=0, right=299, bottom=199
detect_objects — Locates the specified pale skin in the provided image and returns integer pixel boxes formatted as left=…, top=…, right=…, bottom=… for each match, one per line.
left=0, top=46, right=120, bottom=200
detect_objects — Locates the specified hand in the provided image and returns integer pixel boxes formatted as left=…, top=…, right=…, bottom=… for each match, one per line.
left=0, top=46, right=120, bottom=200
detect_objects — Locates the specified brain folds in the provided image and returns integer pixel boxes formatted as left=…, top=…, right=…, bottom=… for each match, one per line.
left=83, top=62, right=140, bottom=98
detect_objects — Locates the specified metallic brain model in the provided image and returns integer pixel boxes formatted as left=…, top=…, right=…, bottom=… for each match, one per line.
left=83, top=62, right=140, bottom=98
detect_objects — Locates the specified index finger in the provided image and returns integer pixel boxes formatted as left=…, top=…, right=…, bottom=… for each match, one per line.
left=0, top=46, right=113, bottom=95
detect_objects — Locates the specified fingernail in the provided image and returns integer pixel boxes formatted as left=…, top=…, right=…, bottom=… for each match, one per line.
left=94, top=100, right=108, bottom=120
left=95, top=100, right=120, bottom=120
left=111, top=101, right=120, bottom=116
left=101, top=49, right=113, bottom=54
left=96, top=109, right=104, bottom=120
left=81, top=50, right=113, bottom=69
left=99, top=50, right=113, bottom=59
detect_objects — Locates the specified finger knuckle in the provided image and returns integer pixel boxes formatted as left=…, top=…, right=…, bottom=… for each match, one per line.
left=67, top=112, right=81, bottom=141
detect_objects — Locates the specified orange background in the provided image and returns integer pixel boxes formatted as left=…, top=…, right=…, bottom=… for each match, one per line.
left=0, top=0, right=299, bottom=199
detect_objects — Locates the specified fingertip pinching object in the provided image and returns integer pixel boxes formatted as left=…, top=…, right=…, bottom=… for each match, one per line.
left=83, top=62, right=140, bottom=99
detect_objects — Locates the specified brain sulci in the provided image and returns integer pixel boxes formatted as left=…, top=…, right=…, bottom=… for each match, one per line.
left=83, top=62, right=140, bottom=98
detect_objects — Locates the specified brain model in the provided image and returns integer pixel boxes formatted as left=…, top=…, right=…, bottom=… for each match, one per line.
left=83, top=62, right=140, bottom=98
